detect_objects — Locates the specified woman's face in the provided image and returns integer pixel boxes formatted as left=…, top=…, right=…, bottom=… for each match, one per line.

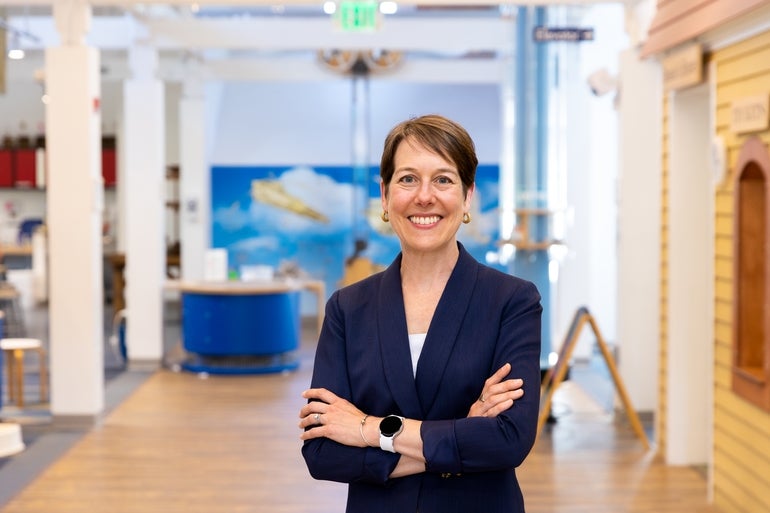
left=381, top=137, right=474, bottom=256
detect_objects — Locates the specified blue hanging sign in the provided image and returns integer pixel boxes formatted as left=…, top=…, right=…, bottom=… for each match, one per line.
left=533, top=26, right=594, bottom=42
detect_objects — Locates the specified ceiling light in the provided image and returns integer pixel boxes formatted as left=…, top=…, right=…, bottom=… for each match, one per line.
left=8, top=48, right=24, bottom=60
left=379, top=1, right=398, bottom=15
left=323, top=1, right=336, bottom=15
left=7, top=32, right=24, bottom=60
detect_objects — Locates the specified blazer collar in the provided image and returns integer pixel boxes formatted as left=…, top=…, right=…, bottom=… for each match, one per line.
left=415, top=243, right=478, bottom=414
left=377, top=243, right=478, bottom=418
left=377, top=253, right=422, bottom=418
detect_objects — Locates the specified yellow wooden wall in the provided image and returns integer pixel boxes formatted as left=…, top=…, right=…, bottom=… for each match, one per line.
left=711, top=30, right=770, bottom=513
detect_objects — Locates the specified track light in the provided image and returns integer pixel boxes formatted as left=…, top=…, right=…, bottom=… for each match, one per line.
left=7, top=32, right=24, bottom=60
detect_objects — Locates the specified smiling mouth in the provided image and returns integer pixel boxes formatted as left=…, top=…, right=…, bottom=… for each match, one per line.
left=409, top=215, right=441, bottom=225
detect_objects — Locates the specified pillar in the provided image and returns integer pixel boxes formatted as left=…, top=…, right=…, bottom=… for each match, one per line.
left=122, top=43, right=165, bottom=362
left=179, top=74, right=209, bottom=280
left=46, top=0, right=104, bottom=419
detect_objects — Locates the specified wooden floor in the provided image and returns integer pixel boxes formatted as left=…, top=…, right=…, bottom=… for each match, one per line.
left=0, top=337, right=722, bottom=513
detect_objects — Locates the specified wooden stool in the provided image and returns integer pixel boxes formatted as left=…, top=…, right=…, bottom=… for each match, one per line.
left=1, top=338, right=47, bottom=408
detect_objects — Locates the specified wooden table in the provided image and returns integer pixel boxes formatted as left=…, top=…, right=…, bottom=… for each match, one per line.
left=0, top=244, right=33, bottom=257
left=0, top=244, right=33, bottom=271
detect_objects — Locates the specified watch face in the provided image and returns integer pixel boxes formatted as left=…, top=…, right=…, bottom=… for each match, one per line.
left=380, top=415, right=403, bottom=436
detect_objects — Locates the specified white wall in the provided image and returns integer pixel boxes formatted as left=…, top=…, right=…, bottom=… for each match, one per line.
left=667, top=83, right=712, bottom=465
left=617, top=48, right=662, bottom=413
left=550, top=4, right=625, bottom=359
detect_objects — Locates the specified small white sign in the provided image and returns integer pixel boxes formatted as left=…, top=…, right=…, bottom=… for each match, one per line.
left=731, top=95, right=769, bottom=134
left=203, top=248, right=228, bottom=282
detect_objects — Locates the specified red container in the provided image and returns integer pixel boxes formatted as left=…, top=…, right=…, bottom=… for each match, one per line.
left=13, top=148, right=36, bottom=187
left=102, top=147, right=117, bottom=186
left=0, top=150, right=13, bottom=187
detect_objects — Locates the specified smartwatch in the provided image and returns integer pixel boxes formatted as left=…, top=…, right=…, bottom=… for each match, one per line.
left=379, top=415, right=405, bottom=453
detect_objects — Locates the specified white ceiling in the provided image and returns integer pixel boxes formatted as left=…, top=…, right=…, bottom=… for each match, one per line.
left=0, top=1, right=628, bottom=84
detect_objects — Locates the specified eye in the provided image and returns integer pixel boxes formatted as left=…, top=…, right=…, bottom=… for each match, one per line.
left=399, top=175, right=417, bottom=184
left=435, top=176, right=454, bottom=185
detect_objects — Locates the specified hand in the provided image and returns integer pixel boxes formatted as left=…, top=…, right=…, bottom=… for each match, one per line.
left=467, top=363, right=524, bottom=418
left=298, top=388, right=369, bottom=447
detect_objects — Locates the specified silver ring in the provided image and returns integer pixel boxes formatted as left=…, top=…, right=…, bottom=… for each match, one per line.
left=314, top=413, right=321, bottom=423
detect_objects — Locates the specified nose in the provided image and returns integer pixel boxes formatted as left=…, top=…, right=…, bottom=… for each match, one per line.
left=415, top=181, right=434, bottom=204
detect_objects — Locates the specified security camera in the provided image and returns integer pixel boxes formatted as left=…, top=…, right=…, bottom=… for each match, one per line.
left=587, top=68, right=618, bottom=97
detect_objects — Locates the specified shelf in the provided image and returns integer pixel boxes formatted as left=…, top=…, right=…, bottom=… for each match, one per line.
left=497, top=239, right=564, bottom=251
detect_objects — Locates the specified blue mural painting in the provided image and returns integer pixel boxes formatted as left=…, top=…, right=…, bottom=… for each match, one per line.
left=211, top=164, right=504, bottom=313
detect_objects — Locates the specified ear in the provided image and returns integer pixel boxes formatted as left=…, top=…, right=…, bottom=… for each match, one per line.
left=463, top=182, right=476, bottom=212
left=380, top=180, right=388, bottom=212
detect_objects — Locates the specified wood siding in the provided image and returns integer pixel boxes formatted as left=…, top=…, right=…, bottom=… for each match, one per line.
left=712, top=30, right=770, bottom=513
left=642, top=0, right=770, bottom=57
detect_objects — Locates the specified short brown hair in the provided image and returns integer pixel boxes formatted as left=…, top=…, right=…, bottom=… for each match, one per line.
left=379, top=114, right=477, bottom=196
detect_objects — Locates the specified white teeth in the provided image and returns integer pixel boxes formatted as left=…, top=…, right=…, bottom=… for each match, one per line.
left=409, top=216, right=440, bottom=225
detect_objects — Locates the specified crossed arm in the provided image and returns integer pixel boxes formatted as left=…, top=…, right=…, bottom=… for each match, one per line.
left=298, top=362, right=524, bottom=478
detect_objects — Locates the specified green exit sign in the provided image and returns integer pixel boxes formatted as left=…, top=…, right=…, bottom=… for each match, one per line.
left=338, top=0, right=379, bottom=32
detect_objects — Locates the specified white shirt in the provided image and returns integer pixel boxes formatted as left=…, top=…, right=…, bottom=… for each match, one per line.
left=408, top=333, right=427, bottom=377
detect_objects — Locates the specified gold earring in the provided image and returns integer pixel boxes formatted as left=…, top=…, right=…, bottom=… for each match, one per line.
left=381, top=211, right=389, bottom=222
left=462, top=212, right=471, bottom=224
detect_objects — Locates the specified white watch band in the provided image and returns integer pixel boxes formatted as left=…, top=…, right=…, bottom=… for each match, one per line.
left=380, top=432, right=397, bottom=453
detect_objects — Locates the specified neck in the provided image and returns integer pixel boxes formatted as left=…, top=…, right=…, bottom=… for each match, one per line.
left=400, top=243, right=459, bottom=289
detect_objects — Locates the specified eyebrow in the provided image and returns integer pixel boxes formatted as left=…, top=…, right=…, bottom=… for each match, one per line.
left=394, top=166, right=459, bottom=174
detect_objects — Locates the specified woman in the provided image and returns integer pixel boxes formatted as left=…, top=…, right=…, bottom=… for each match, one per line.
left=299, top=114, right=542, bottom=513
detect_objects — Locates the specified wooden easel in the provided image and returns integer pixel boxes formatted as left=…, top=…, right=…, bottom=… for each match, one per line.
left=539, top=306, right=651, bottom=450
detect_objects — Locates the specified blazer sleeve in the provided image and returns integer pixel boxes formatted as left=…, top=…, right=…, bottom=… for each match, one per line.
left=301, top=288, right=401, bottom=485
left=420, top=278, right=542, bottom=474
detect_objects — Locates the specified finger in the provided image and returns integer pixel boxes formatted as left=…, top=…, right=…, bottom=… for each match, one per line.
left=484, top=388, right=524, bottom=411
left=480, top=364, right=511, bottom=402
left=485, top=398, right=514, bottom=417
left=495, top=362, right=512, bottom=376
left=487, top=377, right=523, bottom=398
left=485, top=363, right=512, bottom=387
left=302, top=388, right=338, bottom=403
left=300, top=423, right=325, bottom=440
left=500, top=378, right=524, bottom=391
left=482, top=371, right=519, bottom=402
left=298, top=413, right=319, bottom=430
left=298, top=402, right=324, bottom=419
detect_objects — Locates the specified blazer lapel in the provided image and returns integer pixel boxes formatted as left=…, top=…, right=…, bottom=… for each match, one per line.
left=377, top=254, right=423, bottom=418
left=415, top=244, right=478, bottom=415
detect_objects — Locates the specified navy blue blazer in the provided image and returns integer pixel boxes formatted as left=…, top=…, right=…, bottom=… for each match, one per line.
left=302, top=243, right=542, bottom=513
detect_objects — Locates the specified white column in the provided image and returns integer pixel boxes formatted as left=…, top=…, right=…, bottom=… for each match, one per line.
left=617, top=48, right=662, bottom=413
left=179, top=76, right=209, bottom=281
left=122, top=44, right=165, bottom=362
left=46, top=1, right=104, bottom=418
